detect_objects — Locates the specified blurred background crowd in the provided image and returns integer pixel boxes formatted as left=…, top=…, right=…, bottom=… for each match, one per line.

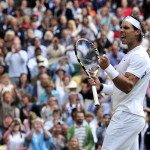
left=0, top=0, right=150, bottom=149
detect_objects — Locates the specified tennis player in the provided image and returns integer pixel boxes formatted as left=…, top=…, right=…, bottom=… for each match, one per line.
left=89, top=15, right=150, bottom=150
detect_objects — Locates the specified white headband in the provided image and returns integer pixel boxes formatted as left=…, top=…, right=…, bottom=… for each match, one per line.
left=124, top=16, right=143, bottom=34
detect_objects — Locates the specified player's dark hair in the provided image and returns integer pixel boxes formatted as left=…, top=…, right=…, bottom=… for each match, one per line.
left=131, top=15, right=146, bottom=42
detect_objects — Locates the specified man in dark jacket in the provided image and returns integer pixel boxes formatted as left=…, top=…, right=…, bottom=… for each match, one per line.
left=144, top=112, right=150, bottom=150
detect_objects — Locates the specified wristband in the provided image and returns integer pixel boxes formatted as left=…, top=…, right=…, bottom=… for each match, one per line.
left=101, top=84, right=113, bottom=95
left=105, top=64, right=119, bottom=80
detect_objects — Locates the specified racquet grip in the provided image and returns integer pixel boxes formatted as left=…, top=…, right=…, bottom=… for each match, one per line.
left=92, top=86, right=100, bottom=106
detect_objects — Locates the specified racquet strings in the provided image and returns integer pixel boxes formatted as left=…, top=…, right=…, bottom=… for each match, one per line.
left=76, top=39, right=99, bottom=74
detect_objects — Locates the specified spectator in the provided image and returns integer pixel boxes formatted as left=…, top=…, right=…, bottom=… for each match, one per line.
left=41, top=97, right=59, bottom=129
left=42, top=30, right=54, bottom=47
left=5, top=36, right=28, bottom=85
left=63, top=137, right=81, bottom=150
left=27, top=47, right=48, bottom=79
left=20, top=0, right=32, bottom=16
left=39, top=80, right=59, bottom=106
left=0, top=91, right=20, bottom=126
left=3, top=118, right=26, bottom=150
left=90, top=106, right=104, bottom=144
left=0, top=0, right=149, bottom=149
left=23, top=112, right=37, bottom=133
left=67, top=111, right=94, bottom=150
left=4, top=30, right=15, bottom=51
left=47, top=36, right=65, bottom=60
left=32, top=73, right=50, bottom=102
left=17, top=73, right=33, bottom=95
left=144, top=112, right=150, bottom=150
left=0, top=64, right=6, bottom=78
left=85, top=112, right=95, bottom=124
left=107, top=40, right=125, bottom=67
left=26, top=117, right=51, bottom=150
left=0, top=115, right=13, bottom=145
left=27, top=37, right=47, bottom=60
left=63, top=91, right=84, bottom=126
left=96, top=114, right=111, bottom=148
left=97, top=31, right=112, bottom=54
left=56, top=0, right=73, bottom=20
left=121, top=0, right=133, bottom=17
left=0, top=74, right=14, bottom=95
left=20, top=93, right=35, bottom=122
left=51, top=123, right=66, bottom=150
left=2, top=0, right=15, bottom=16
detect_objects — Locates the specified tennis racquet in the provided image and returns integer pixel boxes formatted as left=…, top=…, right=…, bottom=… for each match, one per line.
left=74, top=38, right=100, bottom=106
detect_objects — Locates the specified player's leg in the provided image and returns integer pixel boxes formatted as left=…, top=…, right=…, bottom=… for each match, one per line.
left=101, top=111, right=145, bottom=150
left=129, top=135, right=139, bottom=150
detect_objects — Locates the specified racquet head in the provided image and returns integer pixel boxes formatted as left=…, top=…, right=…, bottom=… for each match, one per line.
left=74, top=38, right=100, bottom=78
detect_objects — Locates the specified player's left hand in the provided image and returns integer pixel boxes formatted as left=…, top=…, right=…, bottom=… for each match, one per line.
left=98, top=55, right=110, bottom=70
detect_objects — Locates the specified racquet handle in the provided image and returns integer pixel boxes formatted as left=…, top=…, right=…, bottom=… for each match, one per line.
left=92, top=86, right=100, bottom=106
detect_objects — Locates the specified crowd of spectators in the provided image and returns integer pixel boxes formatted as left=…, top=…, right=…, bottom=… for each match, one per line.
left=0, top=0, right=150, bottom=149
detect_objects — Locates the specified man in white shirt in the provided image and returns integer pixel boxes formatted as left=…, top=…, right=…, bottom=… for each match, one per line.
left=5, top=36, right=28, bottom=85
left=89, top=15, right=150, bottom=150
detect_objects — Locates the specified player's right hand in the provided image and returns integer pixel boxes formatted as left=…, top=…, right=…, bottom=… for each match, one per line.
left=88, top=76, right=102, bottom=90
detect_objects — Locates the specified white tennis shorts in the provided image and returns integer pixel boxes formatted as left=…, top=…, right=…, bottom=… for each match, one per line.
left=102, top=111, right=145, bottom=150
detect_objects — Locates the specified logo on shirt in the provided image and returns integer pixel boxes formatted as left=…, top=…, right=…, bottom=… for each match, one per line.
left=141, top=71, right=147, bottom=79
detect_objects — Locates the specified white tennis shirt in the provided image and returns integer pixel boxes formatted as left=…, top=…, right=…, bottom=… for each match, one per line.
left=112, top=45, right=150, bottom=117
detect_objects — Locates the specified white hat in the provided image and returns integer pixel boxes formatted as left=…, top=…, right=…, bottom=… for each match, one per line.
left=66, top=80, right=77, bottom=89
left=38, top=62, right=46, bottom=67
left=33, top=117, right=44, bottom=124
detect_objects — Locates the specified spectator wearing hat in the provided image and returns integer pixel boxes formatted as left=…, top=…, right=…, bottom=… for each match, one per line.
left=27, top=47, right=48, bottom=79
left=26, top=117, right=51, bottom=150
left=62, top=80, right=83, bottom=106
left=63, top=91, right=84, bottom=126
left=3, top=118, right=27, bottom=150
left=5, top=36, right=28, bottom=85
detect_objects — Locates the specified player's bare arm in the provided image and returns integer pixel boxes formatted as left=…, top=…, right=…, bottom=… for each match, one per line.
left=99, top=55, right=140, bottom=94
left=113, top=72, right=139, bottom=94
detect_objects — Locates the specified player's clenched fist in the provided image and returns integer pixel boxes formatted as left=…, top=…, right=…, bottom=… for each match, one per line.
left=98, top=55, right=110, bottom=70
